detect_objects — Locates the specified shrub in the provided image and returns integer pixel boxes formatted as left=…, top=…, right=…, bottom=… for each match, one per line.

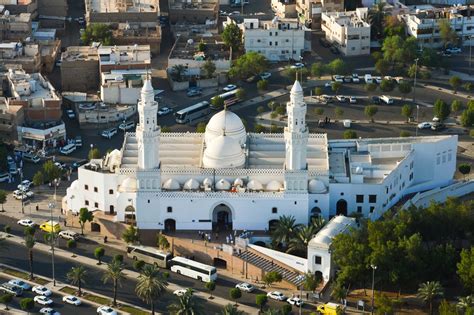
left=113, top=254, right=123, bottom=263
left=133, top=260, right=145, bottom=271
left=257, top=79, right=268, bottom=90
left=343, top=130, right=358, bottom=139
left=4, top=225, right=11, bottom=233
left=163, top=271, right=170, bottom=279
left=66, top=239, right=77, bottom=249
left=282, top=304, right=293, bottom=315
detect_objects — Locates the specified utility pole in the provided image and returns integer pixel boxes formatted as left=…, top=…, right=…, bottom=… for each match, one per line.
left=48, top=202, right=56, bottom=286
left=371, top=265, right=377, bottom=315
left=412, top=58, right=419, bottom=104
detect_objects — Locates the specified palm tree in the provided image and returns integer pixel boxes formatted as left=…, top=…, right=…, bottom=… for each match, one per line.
left=221, top=303, right=243, bottom=315
left=24, top=234, right=35, bottom=279
left=67, top=265, right=87, bottom=296
left=271, top=215, right=301, bottom=248
left=310, top=215, right=325, bottom=231
left=417, top=281, right=444, bottom=315
left=135, top=264, right=168, bottom=314
left=286, top=225, right=316, bottom=255
left=368, top=2, right=386, bottom=40
left=168, top=289, right=204, bottom=315
left=102, top=260, right=125, bottom=306
left=457, top=295, right=474, bottom=312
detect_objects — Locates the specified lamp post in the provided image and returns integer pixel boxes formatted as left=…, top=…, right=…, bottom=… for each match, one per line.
left=18, top=168, right=24, bottom=214
left=412, top=58, right=419, bottom=104
left=415, top=105, right=420, bottom=136
left=89, top=143, right=94, bottom=160
left=296, top=274, right=305, bottom=315
left=53, top=178, right=58, bottom=202
left=48, top=202, right=56, bottom=286
left=371, top=264, right=377, bottom=315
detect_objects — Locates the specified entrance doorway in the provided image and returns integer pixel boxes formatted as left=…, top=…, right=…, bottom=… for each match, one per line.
left=212, top=204, right=232, bottom=232
left=164, top=219, right=176, bottom=232
left=213, top=258, right=227, bottom=269
left=336, top=199, right=348, bottom=216
left=268, top=219, right=279, bottom=232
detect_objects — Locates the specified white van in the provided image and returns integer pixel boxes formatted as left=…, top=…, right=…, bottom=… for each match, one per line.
left=101, top=128, right=117, bottom=139
left=0, top=172, right=9, bottom=183
left=364, top=74, right=373, bottom=84
left=60, top=143, right=77, bottom=155
left=380, top=95, right=394, bottom=104
left=23, top=153, right=40, bottom=164
left=119, top=121, right=135, bottom=131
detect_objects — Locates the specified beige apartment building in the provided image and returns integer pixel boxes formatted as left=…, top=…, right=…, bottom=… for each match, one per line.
left=0, top=0, right=37, bottom=18
left=169, top=0, right=219, bottom=24
left=0, top=42, right=42, bottom=73
left=112, top=24, right=161, bottom=55
left=0, top=96, right=24, bottom=144
left=85, top=0, right=159, bottom=26
left=0, top=9, right=31, bottom=41
left=61, top=45, right=100, bottom=92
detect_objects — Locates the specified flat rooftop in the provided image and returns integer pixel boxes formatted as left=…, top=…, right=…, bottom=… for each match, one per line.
left=169, top=0, right=217, bottom=10
left=62, top=46, right=99, bottom=61
left=169, top=35, right=230, bottom=61
left=88, top=0, right=159, bottom=13
left=7, top=70, right=59, bottom=101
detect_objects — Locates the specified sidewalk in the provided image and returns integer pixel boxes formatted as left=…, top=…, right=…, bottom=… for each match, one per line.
left=422, top=83, right=472, bottom=100
left=0, top=232, right=260, bottom=315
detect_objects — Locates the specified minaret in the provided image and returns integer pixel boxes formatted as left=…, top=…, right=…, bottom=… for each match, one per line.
left=136, top=76, right=160, bottom=170
left=284, top=80, right=308, bottom=171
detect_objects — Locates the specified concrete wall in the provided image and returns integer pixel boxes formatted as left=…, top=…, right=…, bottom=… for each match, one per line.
left=101, top=86, right=141, bottom=105
left=38, top=0, right=67, bottom=17
left=61, top=60, right=100, bottom=93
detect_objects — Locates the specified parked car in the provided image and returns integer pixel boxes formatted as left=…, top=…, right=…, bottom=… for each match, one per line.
left=18, top=180, right=32, bottom=190
left=259, top=72, right=271, bottom=80
left=74, top=136, right=82, bottom=147
left=0, top=283, right=23, bottom=296
left=13, top=190, right=34, bottom=200
left=101, top=128, right=117, bottom=139
left=343, top=76, right=352, bottom=83
left=17, top=218, right=35, bottom=227
left=59, top=230, right=80, bottom=240
left=380, top=95, right=394, bottom=104
left=235, top=283, right=255, bottom=293
left=39, top=220, right=61, bottom=233
left=186, top=88, right=202, bottom=97
left=119, top=121, right=135, bottom=131
left=287, top=297, right=303, bottom=306
left=417, top=122, right=432, bottom=129
left=431, top=122, right=446, bottom=131
left=349, top=96, right=357, bottom=104
left=330, top=46, right=340, bottom=54
left=445, top=47, right=461, bottom=54
left=351, top=74, right=360, bottom=83
left=23, top=154, right=41, bottom=164
left=8, top=279, right=31, bottom=290
left=59, top=143, right=76, bottom=155
left=332, top=75, right=344, bottom=83
left=34, top=295, right=53, bottom=306
left=267, top=291, right=286, bottom=301
left=39, top=307, right=61, bottom=315
left=32, top=285, right=52, bottom=297
left=335, top=95, right=346, bottom=102
left=371, top=96, right=381, bottom=104
left=66, top=110, right=75, bottom=119
left=158, top=106, right=173, bottom=116
left=62, top=295, right=82, bottom=306
left=72, top=159, right=88, bottom=170
left=324, top=82, right=332, bottom=88
left=223, top=84, right=237, bottom=92
left=173, top=289, right=192, bottom=296
left=374, top=76, right=383, bottom=84
left=97, top=306, right=118, bottom=315
left=290, top=63, right=305, bottom=69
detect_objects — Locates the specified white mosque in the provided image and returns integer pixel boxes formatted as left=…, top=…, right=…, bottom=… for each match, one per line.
left=64, top=78, right=458, bottom=233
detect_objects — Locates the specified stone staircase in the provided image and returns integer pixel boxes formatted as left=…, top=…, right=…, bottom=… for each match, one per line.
left=236, top=250, right=305, bottom=287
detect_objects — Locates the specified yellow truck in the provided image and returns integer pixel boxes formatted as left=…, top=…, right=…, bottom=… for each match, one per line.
left=316, top=302, right=345, bottom=315
left=39, top=220, right=61, bottom=233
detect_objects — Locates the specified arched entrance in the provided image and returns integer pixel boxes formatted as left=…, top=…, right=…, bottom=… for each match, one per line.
left=124, top=205, right=136, bottom=225
left=315, top=271, right=323, bottom=282
left=164, top=219, right=176, bottom=232
left=336, top=199, right=348, bottom=216
left=268, top=219, right=279, bottom=232
left=213, top=258, right=227, bottom=269
left=212, top=204, right=232, bottom=232
left=310, top=207, right=322, bottom=220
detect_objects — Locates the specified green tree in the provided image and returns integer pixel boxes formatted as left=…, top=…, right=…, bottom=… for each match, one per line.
left=171, top=64, right=186, bottom=82
left=311, top=62, right=326, bottom=77
left=201, top=60, right=216, bottom=79
left=275, top=105, right=286, bottom=116
left=451, top=100, right=463, bottom=114
left=457, top=247, right=474, bottom=293
left=168, top=289, right=203, bottom=315
left=314, top=87, right=323, bottom=97
left=449, top=76, right=462, bottom=93
left=398, top=81, right=412, bottom=100
left=196, top=122, right=207, bottom=133
left=222, top=23, right=243, bottom=54
left=458, top=164, right=471, bottom=180
left=24, top=226, right=35, bottom=236
left=211, top=96, right=225, bottom=110
left=375, top=293, right=398, bottom=315
left=384, top=16, right=405, bottom=38
left=229, top=288, right=242, bottom=305
left=78, top=207, right=93, bottom=235
left=375, top=59, right=390, bottom=75
left=343, top=130, right=358, bottom=139
left=365, top=105, right=379, bottom=122
left=380, top=79, right=394, bottom=92
left=257, top=106, right=265, bottom=119
left=136, top=264, right=168, bottom=315
left=102, top=260, right=125, bottom=306
left=197, top=40, right=206, bottom=52
left=67, top=265, right=87, bottom=296
left=257, top=79, right=268, bottom=91
left=382, top=35, right=404, bottom=66
left=331, top=82, right=342, bottom=94
left=255, top=294, right=268, bottom=312
left=433, top=99, right=451, bottom=121
left=88, top=147, right=101, bottom=160
left=157, top=233, right=170, bottom=251
left=24, top=234, right=35, bottom=279
left=133, top=260, right=145, bottom=271
left=221, top=303, right=243, bottom=315
left=0, top=293, right=13, bottom=310
left=32, top=171, right=44, bottom=187
left=122, top=225, right=139, bottom=244
left=327, top=58, right=347, bottom=74
left=401, top=104, right=413, bottom=122
left=464, top=82, right=473, bottom=93
left=417, top=281, right=444, bottom=315
left=0, top=190, right=6, bottom=212
left=438, top=299, right=457, bottom=315
left=457, top=295, right=474, bottom=312
left=271, top=215, right=301, bottom=247
left=368, top=2, right=387, bottom=39
left=438, top=19, right=459, bottom=48
left=303, top=272, right=322, bottom=292
left=42, top=160, right=61, bottom=183
left=365, top=83, right=378, bottom=92
left=335, top=107, right=344, bottom=119
left=283, top=67, right=310, bottom=82
left=205, top=281, right=216, bottom=298
left=94, top=247, right=105, bottom=265
left=461, top=109, right=474, bottom=127
left=66, top=239, right=76, bottom=249
left=262, top=271, right=282, bottom=287
left=229, top=51, right=268, bottom=79
left=400, top=131, right=411, bottom=137
left=19, top=298, right=34, bottom=313
left=81, top=24, right=113, bottom=46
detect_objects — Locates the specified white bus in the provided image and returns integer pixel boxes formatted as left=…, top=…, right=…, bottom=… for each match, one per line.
left=175, top=101, right=211, bottom=124
left=210, top=90, right=241, bottom=110
left=170, top=256, right=217, bottom=282
left=127, top=245, right=172, bottom=268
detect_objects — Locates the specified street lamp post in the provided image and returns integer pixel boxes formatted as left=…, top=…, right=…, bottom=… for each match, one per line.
left=48, top=202, right=56, bottom=286
left=89, top=144, right=94, bottom=160
left=53, top=178, right=58, bottom=202
left=415, top=105, right=420, bottom=136
left=18, top=168, right=24, bottom=214
left=296, top=274, right=305, bottom=315
left=413, top=58, right=419, bottom=104
left=371, top=264, right=377, bottom=315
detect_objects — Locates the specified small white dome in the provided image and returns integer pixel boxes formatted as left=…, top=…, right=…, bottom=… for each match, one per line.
left=205, top=110, right=247, bottom=145
left=355, top=166, right=363, bottom=174
left=291, top=80, right=303, bottom=93
left=233, top=178, right=244, bottom=187
left=203, top=177, right=213, bottom=187
left=162, top=178, right=181, bottom=191
left=215, top=178, right=231, bottom=191
left=203, top=135, right=245, bottom=169
left=266, top=180, right=283, bottom=192
left=119, top=177, right=137, bottom=193
left=308, top=179, right=327, bottom=194
left=247, top=179, right=263, bottom=191
left=183, top=178, right=200, bottom=191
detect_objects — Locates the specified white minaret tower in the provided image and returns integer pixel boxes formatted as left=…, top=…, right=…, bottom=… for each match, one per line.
left=136, top=76, right=160, bottom=170
left=284, top=79, right=308, bottom=171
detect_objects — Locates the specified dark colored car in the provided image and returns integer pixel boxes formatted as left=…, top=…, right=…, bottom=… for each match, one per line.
left=371, top=96, right=381, bottom=104
left=72, top=159, right=88, bottom=170
left=431, top=123, right=446, bottom=131
left=330, top=46, right=340, bottom=54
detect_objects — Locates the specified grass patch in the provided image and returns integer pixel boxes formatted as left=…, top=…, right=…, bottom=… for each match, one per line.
left=119, top=305, right=149, bottom=315
left=59, top=286, right=77, bottom=295
left=2, top=268, right=49, bottom=285
left=84, top=293, right=110, bottom=305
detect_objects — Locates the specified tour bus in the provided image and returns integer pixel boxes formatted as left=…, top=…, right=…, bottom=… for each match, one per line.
left=127, top=245, right=172, bottom=268
left=175, top=101, right=211, bottom=124
left=170, top=256, right=217, bottom=282
left=210, top=90, right=241, bottom=110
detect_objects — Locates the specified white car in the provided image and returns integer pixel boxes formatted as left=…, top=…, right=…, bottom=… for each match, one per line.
left=287, top=297, right=303, bottom=306
left=34, top=295, right=53, bottom=306
left=158, top=107, right=173, bottom=116
left=18, top=180, right=32, bottom=190
left=62, top=295, right=82, bottom=306
left=374, top=76, right=383, bottom=84
left=66, top=110, right=75, bottom=119
left=267, top=291, right=287, bottom=301
left=118, top=121, right=135, bottom=131
left=235, top=282, right=255, bottom=293
left=290, top=63, right=305, bottom=69
left=8, top=279, right=31, bottom=290
left=332, top=75, right=344, bottom=83
left=336, top=95, right=346, bottom=102
left=324, top=82, right=332, bottom=88
left=417, top=122, right=432, bottom=129
left=58, top=230, right=80, bottom=240
left=351, top=74, right=360, bottom=83
left=173, top=289, right=192, bottom=297
left=32, top=285, right=52, bottom=297
left=17, top=219, right=35, bottom=227
left=446, top=47, right=461, bottom=54
left=259, top=72, right=271, bottom=80
left=97, top=306, right=118, bottom=315
left=40, top=308, right=60, bottom=315
left=349, top=96, right=357, bottom=104
left=14, top=190, right=34, bottom=200
left=223, top=84, right=237, bottom=92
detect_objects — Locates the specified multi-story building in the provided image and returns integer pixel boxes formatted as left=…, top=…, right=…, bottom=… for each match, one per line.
left=0, top=0, right=37, bottom=18
left=61, top=45, right=100, bottom=92
left=294, top=0, right=343, bottom=29
left=401, top=5, right=474, bottom=48
left=0, top=96, right=24, bottom=144
left=271, top=0, right=297, bottom=18
left=112, top=24, right=162, bottom=55
left=0, top=42, right=42, bottom=73
left=98, top=44, right=151, bottom=74
left=85, top=0, right=159, bottom=27
left=0, top=9, right=31, bottom=41
left=321, top=8, right=371, bottom=56
left=100, top=70, right=146, bottom=105
left=232, top=17, right=310, bottom=62
left=169, top=0, right=219, bottom=24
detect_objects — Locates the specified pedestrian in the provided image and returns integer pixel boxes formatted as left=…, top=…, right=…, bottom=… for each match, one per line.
left=104, top=236, right=108, bottom=243
left=226, top=236, right=229, bottom=244
left=215, top=232, right=219, bottom=240
left=36, top=205, right=39, bottom=211
left=306, top=292, right=309, bottom=300
left=271, top=260, right=274, bottom=267
left=64, top=220, right=67, bottom=227
left=208, top=234, right=211, bottom=242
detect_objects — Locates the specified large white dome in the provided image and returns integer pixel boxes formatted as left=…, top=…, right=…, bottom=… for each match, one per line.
left=247, top=179, right=263, bottom=191
left=266, top=180, right=283, bottom=192
left=308, top=179, right=327, bottom=194
left=119, top=177, right=137, bottom=193
left=162, top=178, right=181, bottom=191
left=183, top=178, right=200, bottom=191
left=202, top=135, right=245, bottom=169
left=205, top=110, right=247, bottom=145
left=215, top=178, right=231, bottom=191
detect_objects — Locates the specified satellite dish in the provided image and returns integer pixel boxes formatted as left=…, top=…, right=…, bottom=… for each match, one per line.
left=187, top=39, right=194, bottom=45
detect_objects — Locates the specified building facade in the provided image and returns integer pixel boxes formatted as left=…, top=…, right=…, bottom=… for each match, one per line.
left=64, top=78, right=458, bottom=235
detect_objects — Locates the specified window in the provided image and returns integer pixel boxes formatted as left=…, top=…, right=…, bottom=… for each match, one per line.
left=84, top=185, right=88, bottom=190
left=269, top=31, right=272, bottom=36
left=370, top=206, right=375, bottom=213
left=356, top=195, right=364, bottom=203
left=275, top=41, right=278, bottom=46
left=314, top=256, right=322, bottom=265
left=109, top=189, right=113, bottom=194
left=409, top=172, right=414, bottom=181
left=272, top=207, right=278, bottom=214
left=357, top=206, right=362, bottom=213
left=167, top=207, right=172, bottom=213
left=275, top=32, right=278, bottom=36
left=257, top=39, right=261, bottom=43
left=269, top=41, right=272, bottom=46
left=94, top=202, right=98, bottom=208
left=286, top=39, right=289, bottom=42
left=85, top=200, right=89, bottom=206
left=369, top=195, right=377, bottom=203
left=94, top=187, right=98, bottom=192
